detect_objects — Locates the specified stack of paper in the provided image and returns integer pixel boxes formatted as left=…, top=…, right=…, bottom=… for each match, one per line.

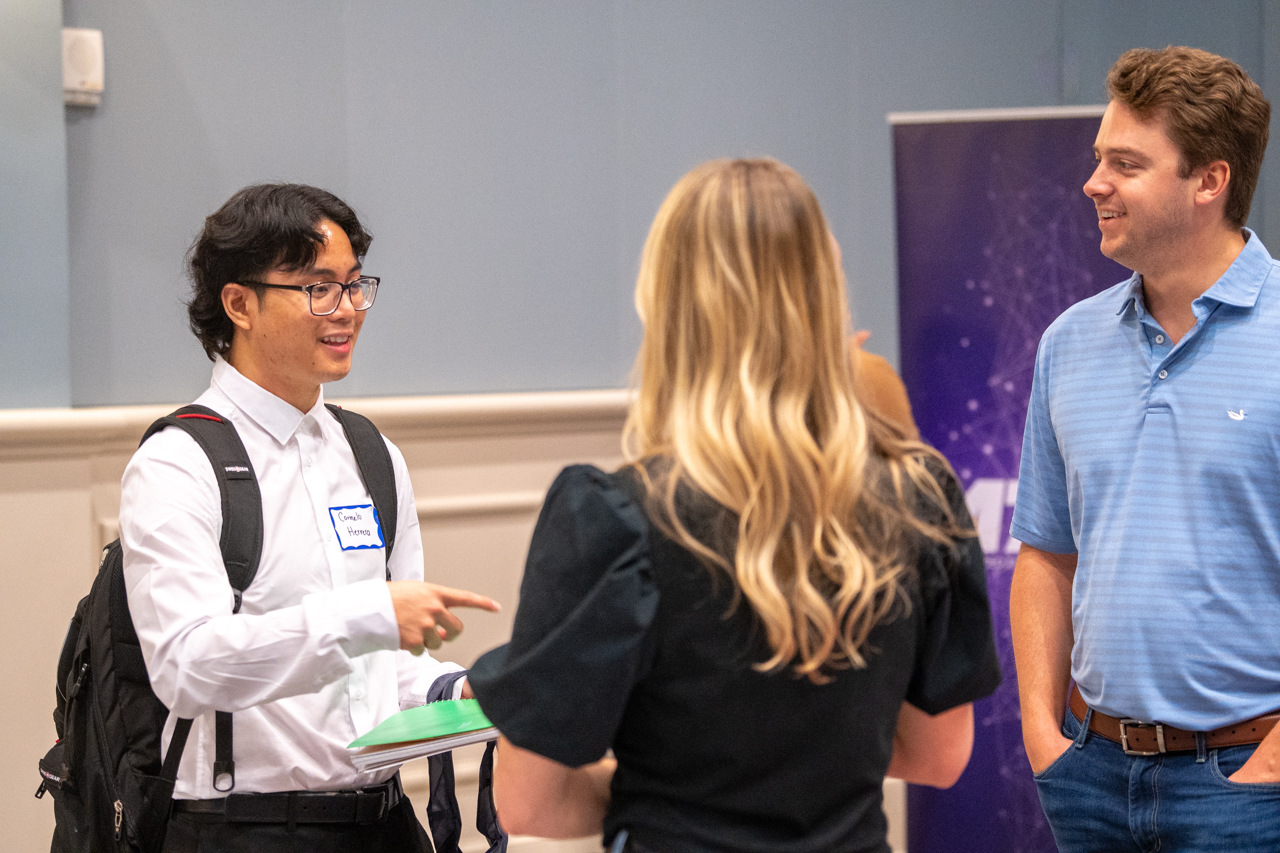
left=348, top=699, right=498, bottom=772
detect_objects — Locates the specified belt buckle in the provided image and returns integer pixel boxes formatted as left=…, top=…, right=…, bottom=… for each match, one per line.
left=355, top=788, right=388, bottom=824
left=1119, top=718, right=1166, bottom=756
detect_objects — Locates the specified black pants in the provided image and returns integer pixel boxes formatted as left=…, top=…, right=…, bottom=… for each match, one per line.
left=161, top=793, right=432, bottom=853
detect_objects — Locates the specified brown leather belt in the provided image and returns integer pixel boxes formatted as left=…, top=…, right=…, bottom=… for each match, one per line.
left=1070, top=684, right=1280, bottom=756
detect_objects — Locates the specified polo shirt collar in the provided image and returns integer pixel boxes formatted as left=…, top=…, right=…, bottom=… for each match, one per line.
left=1115, top=274, right=1145, bottom=319
left=210, top=356, right=327, bottom=445
left=1197, top=229, right=1269, bottom=309
left=1114, top=229, right=1271, bottom=318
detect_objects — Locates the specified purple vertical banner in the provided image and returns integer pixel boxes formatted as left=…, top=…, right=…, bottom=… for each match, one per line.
left=892, top=111, right=1126, bottom=853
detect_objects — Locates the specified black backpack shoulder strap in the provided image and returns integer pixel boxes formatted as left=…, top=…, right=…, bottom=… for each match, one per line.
left=326, top=404, right=397, bottom=576
left=142, top=404, right=263, bottom=609
left=141, top=403, right=262, bottom=793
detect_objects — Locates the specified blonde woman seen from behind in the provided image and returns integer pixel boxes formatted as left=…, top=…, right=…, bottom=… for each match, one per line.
left=469, top=159, right=1001, bottom=853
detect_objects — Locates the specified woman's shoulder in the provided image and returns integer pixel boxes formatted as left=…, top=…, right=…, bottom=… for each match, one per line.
left=544, top=462, right=626, bottom=499
left=540, top=463, right=651, bottom=542
left=517, top=464, right=653, bottom=617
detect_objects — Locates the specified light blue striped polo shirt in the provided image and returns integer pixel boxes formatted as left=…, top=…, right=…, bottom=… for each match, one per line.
left=1012, top=231, right=1280, bottom=730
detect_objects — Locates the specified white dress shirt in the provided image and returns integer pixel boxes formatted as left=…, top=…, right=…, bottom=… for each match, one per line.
left=121, top=357, right=460, bottom=798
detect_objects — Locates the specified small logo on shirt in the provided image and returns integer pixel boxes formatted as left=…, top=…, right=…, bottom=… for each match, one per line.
left=1228, top=409, right=1246, bottom=421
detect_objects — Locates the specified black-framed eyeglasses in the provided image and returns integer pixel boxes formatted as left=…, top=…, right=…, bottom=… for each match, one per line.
left=242, top=276, right=380, bottom=316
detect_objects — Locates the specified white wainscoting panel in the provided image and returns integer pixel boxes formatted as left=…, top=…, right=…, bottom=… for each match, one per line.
left=0, top=389, right=906, bottom=853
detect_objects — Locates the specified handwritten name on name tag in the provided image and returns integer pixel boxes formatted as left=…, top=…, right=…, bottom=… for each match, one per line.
left=329, top=504, right=385, bottom=551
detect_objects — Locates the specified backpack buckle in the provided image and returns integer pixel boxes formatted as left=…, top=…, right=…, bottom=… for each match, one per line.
left=213, top=760, right=236, bottom=792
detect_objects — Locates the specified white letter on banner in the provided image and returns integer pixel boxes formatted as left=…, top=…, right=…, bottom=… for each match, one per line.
left=964, top=478, right=1021, bottom=556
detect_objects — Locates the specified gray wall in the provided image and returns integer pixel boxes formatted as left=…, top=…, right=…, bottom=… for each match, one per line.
left=1, top=0, right=70, bottom=407
left=4, top=1, right=1278, bottom=407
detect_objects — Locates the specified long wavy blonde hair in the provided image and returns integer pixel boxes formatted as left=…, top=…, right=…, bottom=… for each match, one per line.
left=623, top=158, right=966, bottom=682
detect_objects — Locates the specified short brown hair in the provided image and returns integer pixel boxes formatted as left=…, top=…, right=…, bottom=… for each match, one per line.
left=1107, top=46, right=1270, bottom=228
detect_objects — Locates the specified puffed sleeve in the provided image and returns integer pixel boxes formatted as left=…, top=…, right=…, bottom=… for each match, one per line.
left=904, top=464, right=1003, bottom=714
left=468, top=464, right=658, bottom=767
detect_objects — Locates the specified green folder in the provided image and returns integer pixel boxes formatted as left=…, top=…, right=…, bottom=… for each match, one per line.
left=350, top=699, right=494, bottom=748
left=347, top=700, right=497, bottom=771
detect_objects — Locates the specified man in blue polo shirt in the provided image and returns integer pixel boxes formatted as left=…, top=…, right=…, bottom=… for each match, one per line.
left=1010, top=46, right=1279, bottom=851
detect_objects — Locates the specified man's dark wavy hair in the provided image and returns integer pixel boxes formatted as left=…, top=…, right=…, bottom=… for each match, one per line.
left=186, top=183, right=373, bottom=360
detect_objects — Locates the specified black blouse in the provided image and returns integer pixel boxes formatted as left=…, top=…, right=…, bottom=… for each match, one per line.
left=470, top=464, right=1000, bottom=853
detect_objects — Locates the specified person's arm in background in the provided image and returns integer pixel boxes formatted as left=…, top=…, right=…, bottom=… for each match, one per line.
left=850, top=333, right=920, bottom=440
left=886, top=702, right=974, bottom=788
left=492, top=737, right=616, bottom=838
left=852, top=333, right=970, bottom=788
left=1009, top=544, right=1077, bottom=774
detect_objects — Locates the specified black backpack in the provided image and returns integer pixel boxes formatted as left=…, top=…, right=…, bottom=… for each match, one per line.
left=36, top=403, right=398, bottom=853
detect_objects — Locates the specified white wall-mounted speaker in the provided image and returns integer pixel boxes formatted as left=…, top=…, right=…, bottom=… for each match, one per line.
left=62, top=28, right=105, bottom=107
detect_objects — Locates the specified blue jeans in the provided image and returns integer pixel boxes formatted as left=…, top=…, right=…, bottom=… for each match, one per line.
left=1034, top=706, right=1280, bottom=852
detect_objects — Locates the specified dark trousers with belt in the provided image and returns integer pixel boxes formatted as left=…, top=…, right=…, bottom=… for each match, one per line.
left=162, top=780, right=432, bottom=853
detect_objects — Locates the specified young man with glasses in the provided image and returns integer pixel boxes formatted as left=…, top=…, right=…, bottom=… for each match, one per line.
left=120, top=183, right=499, bottom=852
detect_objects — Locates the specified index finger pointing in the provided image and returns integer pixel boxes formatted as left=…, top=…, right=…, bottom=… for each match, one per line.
left=430, top=584, right=502, bottom=612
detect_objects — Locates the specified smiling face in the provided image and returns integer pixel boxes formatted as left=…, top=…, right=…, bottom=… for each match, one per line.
left=1083, top=101, right=1203, bottom=277
left=223, top=219, right=366, bottom=411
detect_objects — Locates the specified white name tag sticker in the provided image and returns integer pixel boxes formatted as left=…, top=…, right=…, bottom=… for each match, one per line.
left=329, top=504, right=385, bottom=551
